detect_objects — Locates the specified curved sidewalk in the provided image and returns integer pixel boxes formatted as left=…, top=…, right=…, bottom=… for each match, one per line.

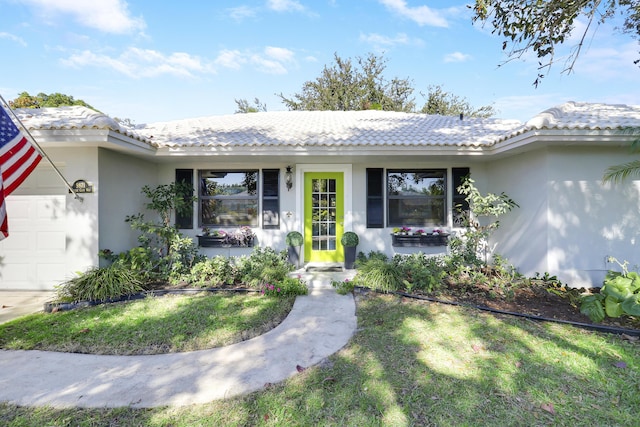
left=0, top=280, right=356, bottom=408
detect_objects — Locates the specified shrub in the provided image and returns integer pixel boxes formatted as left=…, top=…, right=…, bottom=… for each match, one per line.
left=55, top=263, right=145, bottom=302
left=393, top=253, right=446, bottom=294
left=236, top=247, right=292, bottom=288
left=182, top=256, right=236, bottom=287
left=580, top=260, right=640, bottom=322
left=285, top=231, right=304, bottom=246
left=260, top=276, right=308, bottom=297
left=354, top=258, right=403, bottom=293
left=341, top=231, right=359, bottom=247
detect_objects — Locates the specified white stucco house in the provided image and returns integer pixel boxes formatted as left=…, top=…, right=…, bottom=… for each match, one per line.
left=1, top=101, right=639, bottom=290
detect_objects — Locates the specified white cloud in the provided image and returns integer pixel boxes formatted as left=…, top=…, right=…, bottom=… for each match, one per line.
left=228, top=6, right=257, bottom=21
left=215, top=50, right=247, bottom=69
left=0, top=32, right=27, bottom=47
left=61, top=47, right=215, bottom=78
left=215, top=47, right=296, bottom=75
left=18, top=0, right=145, bottom=34
left=267, top=0, right=304, bottom=13
left=378, top=0, right=448, bottom=27
left=444, top=52, right=471, bottom=63
left=360, top=32, right=416, bottom=48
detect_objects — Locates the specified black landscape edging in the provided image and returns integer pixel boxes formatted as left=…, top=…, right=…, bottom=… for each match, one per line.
left=355, top=286, right=640, bottom=337
left=43, top=287, right=258, bottom=313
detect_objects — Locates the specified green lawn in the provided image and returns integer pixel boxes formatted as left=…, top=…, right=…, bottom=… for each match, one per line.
left=1, top=293, right=638, bottom=426
left=0, top=292, right=295, bottom=355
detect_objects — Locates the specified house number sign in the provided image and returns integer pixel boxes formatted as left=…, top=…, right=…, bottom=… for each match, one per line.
left=70, top=179, right=94, bottom=194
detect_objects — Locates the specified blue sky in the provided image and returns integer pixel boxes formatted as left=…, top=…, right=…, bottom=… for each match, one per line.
left=1, top=0, right=639, bottom=124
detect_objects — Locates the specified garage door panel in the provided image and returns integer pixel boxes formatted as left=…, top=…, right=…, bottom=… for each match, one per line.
left=0, top=195, right=66, bottom=290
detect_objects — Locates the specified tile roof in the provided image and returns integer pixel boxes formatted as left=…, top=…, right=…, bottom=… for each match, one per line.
left=142, top=110, right=523, bottom=148
left=13, top=102, right=640, bottom=152
left=497, top=101, right=640, bottom=143
left=14, top=106, right=151, bottom=144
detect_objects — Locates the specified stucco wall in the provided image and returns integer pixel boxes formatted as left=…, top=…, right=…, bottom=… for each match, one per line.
left=488, top=145, right=640, bottom=287
left=98, top=148, right=158, bottom=257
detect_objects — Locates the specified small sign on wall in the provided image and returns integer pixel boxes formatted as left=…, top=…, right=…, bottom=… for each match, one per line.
left=70, top=179, right=94, bottom=194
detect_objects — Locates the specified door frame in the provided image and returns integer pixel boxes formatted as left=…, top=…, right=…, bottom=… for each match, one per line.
left=294, top=164, right=353, bottom=262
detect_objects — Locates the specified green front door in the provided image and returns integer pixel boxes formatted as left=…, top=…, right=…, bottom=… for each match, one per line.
left=304, top=172, right=344, bottom=263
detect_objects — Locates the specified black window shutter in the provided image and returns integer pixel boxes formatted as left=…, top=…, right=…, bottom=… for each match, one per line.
left=262, top=169, right=280, bottom=229
left=175, top=169, right=194, bottom=229
left=366, top=168, right=384, bottom=228
left=452, top=167, right=470, bottom=226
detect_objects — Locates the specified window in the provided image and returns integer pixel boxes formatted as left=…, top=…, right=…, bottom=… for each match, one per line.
left=366, top=168, right=384, bottom=228
left=175, top=169, right=194, bottom=229
left=199, top=170, right=258, bottom=226
left=262, top=169, right=280, bottom=229
left=387, top=169, right=446, bottom=226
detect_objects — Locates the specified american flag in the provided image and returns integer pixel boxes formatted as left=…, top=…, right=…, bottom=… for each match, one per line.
left=0, top=105, right=42, bottom=240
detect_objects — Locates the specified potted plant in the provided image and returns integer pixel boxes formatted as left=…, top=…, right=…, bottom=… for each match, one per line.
left=197, top=229, right=228, bottom=247
left=286, top=231, right=304, bottom=268
left=341, top=231, right=359, bottom=270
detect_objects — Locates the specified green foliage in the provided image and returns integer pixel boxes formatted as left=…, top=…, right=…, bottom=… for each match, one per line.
left=602, top=127, right=640, bottom=184
left=234, top=97, right=267, bottom=113
left=285, top=231, right=304, bottom=246
left=340, top=231, right=359, bottom=247
left=278, top=52, right=416, bottom=112
left=260, top=277, right=308, bottom=297
left=355, top=258, right=403, bottom=293
left=580, top=260, right=640, bottom=322
left=419, top=84, right=496, bottom=118
left=472, top=0, right=640, bottom=86
left=9, top=91, right=98, bottom=110
left=331, top=278, right=355, bottom=295
left=55, top=264, right=144, bottom=302
left=393, top=253, right=446, bottom=294
left=236, top=247, right=293, bottom=288
left=120, top=183, right=199, bottom=280
left=182, top=256, right=236, bottom=287
left=356, top=250, right=388, bottom=266
left=451, top=177, right=518, bottom=265
left=278, top=53, right=495, bottom=115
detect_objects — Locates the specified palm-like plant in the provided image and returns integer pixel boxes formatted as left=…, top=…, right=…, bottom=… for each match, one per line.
left=602, top=128, right=640, bottom=184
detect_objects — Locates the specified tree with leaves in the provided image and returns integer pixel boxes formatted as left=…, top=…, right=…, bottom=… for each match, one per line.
left=278, top=52, right=416, bottom=112
left=9, top=91, right=98, bottom=110
left=278, top=52, right=493, bottom=116
left=472, top=0, right=640, bottom=86
left=420, top=85, right=496, bottom=118
left=235, top=98, right=267, bottom=113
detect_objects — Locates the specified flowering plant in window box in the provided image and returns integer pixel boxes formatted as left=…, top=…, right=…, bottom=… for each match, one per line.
left=414, top=229, right=426, bottom=235
left=197, top=228, right=255, bottom=247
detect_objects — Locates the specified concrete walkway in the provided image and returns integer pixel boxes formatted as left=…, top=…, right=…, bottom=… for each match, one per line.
left=0, top=271, right=357, bottom=408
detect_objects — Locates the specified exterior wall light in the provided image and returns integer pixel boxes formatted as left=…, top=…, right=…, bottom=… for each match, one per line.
left=285, top=166, right=293, bottom=191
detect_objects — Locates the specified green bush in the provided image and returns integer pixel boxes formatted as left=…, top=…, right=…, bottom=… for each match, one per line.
left=260, top=276, right=308, bottom=297
left=354, top=258, right=403, bottom=293
left=285, top=231, right=304, bottom=246
left=55, top=263, right=145, bottom=302
left=393, top=253, right=446, bottom=294
left=236, top=247, right=293, bottom=288
left=580, top=267, right=640, bottom=323
left=183, top=256, right=236, bottom=287
left=341, top=231, right=359, bottom=247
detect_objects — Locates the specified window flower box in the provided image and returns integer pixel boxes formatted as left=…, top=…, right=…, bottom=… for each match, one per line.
left=391, top=233, right=449, bottom=247
left=197, top=227, right=256, bottom=248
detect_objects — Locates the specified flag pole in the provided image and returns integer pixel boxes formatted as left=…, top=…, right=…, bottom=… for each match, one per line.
left=0, top=94, right=83, bottom=202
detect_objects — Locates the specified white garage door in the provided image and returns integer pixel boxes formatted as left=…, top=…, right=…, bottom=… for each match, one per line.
left=0, top=195, right=67, bottom=290
left=0, top=163, right=68, bottom=290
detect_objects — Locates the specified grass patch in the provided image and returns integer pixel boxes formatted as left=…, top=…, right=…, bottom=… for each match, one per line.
left=0, top=292, right=295, bottom=355
left=2, top=293, right=639, bottom=426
